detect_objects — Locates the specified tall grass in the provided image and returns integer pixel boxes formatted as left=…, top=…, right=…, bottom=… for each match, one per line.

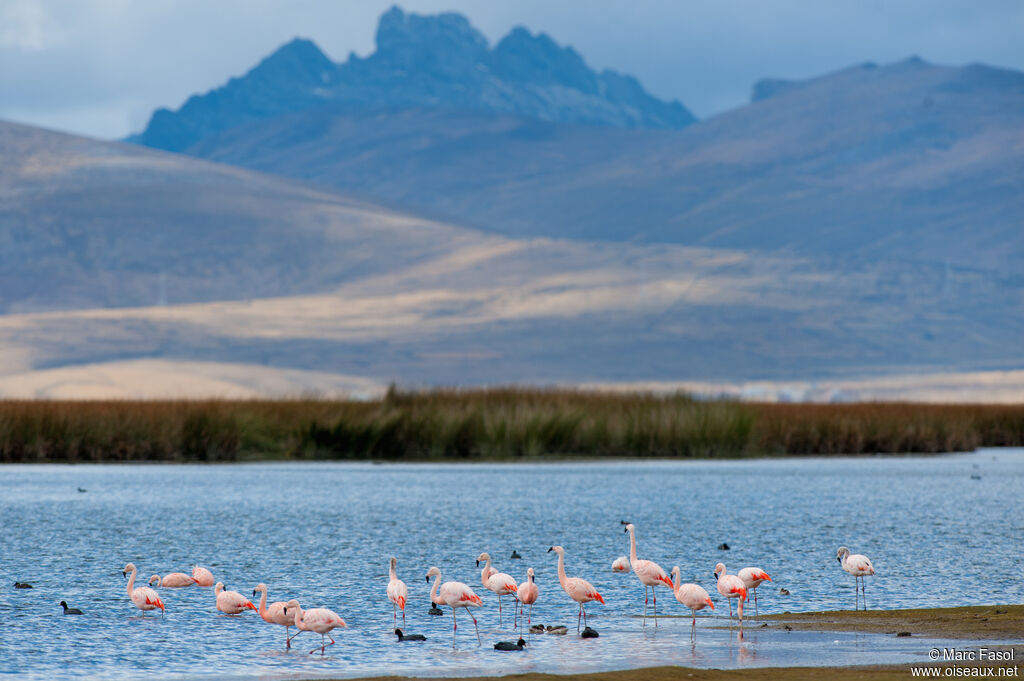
left=1, top=389, right=1022, bottom=462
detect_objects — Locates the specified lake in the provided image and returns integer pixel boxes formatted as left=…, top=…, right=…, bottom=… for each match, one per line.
left=2, top=449, right=1022, bottom=680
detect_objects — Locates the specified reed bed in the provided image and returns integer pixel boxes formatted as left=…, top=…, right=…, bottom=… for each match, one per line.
left=1, top=388, right=1022, bottom=462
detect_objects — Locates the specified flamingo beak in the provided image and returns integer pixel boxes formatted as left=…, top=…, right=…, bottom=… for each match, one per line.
left=122, top=571, right=126, bottom=578
left=475, top=560, right=480, bottom=567
left=836, top=556, right=842, bottom=563
left=425, top=575, right=429, bottom=582
left=252, top=589, right=256, bottom=597
left=547, top=547, right=553, bottom=553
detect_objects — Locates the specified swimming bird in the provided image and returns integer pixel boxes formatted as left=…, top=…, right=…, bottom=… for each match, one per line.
left=426, top=566, right=483, bottom=646
left=623, top=523, right=674, bottom=627
left=611, top=556, right=630, bottom=573
left=510, top=550, right=522, bottom=560
left=153, top=572, right=197, bottom=588
left=60, top=600, right=83, bottom=615
left=477, top=552, right=518, bottom=627
left=284, top=599, right=346, bottom=655
left=529, top=623, right=545, bottom=633
left=253, top=583, right=296, bottom=648
left=546, top=625, right=568, bottom=634
left=214, top=582, right=256, bottom=615
left=77, top=487, right=87, bottom=493
left=516, top=567, right=539, bottom=628
left=670, top=566, right=714, bottom=640
left=737, top=567, right=772, bottom=617
left=494, top=637, right=526, bottom=651
left=387, top=557, right=408, bottom=627
left=581, top=626, right=599, bottom=638
left=14, top=582, right=33, bottom=589
left=547, top=546, right=604, bottom=632
left=428, top=602, right=444, bottom=616
left=713, top=563, right=747, bottom=623
left=191, top=565, right=214, bottom=587
left=394, top=628, right=426, bottom=641
left=122, top=563, right=164, bottom=614
left=836, top=546, right=875, bottom=610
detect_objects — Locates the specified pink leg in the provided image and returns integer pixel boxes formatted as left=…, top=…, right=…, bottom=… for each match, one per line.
left=470, top=607, right=481, bottom=645
left=653, top=591, right=658, bottom=627
left=643, top=586, right=649, bottom=627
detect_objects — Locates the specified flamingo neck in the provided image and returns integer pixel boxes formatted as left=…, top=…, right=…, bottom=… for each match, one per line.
left=430, top=572, right=442, bottom=605
left=257, top=588, right=268, bottom=616
left=480, top=556, right=492, bottom=583
left=556, top=552, right=568, bottom=589
left=126, top=568, right=136, bottom=595
left=628, top=528, right=638, bottom=565
left=672, top=570, right=680, bottom=591
left=389, top=562, right=397, bottom=582
left=292, top=604, right=305, bottom=629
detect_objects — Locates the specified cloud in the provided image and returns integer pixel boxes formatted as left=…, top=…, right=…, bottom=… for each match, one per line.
left=0, top=0, right=64, bottom=51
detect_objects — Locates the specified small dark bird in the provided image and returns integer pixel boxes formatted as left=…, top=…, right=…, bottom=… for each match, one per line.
left=970, top=474, right=981, bottom=480
left=546, top=625, right=567, bottom=635
left=896, top=631, right=912, bottom=637
left=581, top=626, right=599, bottom=638
left=779, top=588, right=791, bottom=596
left=784, top=624, right=792, bottom=631
left=619, top=520, right=631, bottom=525
left=394, top=628, right=426, bottom=641
left=494, top=638, right=527, bottom=651
left=510, top=550, right=522, bottom=559
left=60, top=601, right=84, bottom=615
left=14, top=582, right=33, bottom=589
left=77, top=487, right=87, bottom=493
left=428, top=603, right=444, bottom=616
left=529, top=624, right=545, bottom=633
left=718, top=543, right=730, bottom=551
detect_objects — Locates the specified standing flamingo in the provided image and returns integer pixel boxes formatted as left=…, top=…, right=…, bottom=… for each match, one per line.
left=623, top=523, right=674, bottom=627
left=516, top=567, right=539, bottom=630
left=153, top=571, right=197, bottom=587
left=836, top=546, right=875, bottom=610
left=253, top=583, right=297, bottom=648
left=425, top=566, right=483, bottom=646
left=387, top=557, right=408, bottom=627
left=283, top=599, right=346, bottom=655
left=215, top=582, right=256, bottom=615
left=737, top=567, right=772, bottom=618
left=121, top=563, right=164, bottom=614
left=611, top=556, right=631, bottom=573
left=191, top=565, right=214, bottom=587
left=713, top=563, right=747, bottom=623
left=476, top=552, right=518, bottom=627
left=547, top=546, right=604, bottom=632
left=670, top=566, right=714, bottom=640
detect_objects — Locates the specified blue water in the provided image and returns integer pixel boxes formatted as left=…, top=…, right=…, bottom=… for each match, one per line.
left=2, top=449, right=1022, bottom=680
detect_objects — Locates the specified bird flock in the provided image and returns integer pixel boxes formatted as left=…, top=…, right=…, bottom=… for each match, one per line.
left=46, top=523, right=874, bottom=655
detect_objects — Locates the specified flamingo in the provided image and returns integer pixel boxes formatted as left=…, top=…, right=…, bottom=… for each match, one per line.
left=836, top=546, right=875, bottom=610
left=670, top=566, right=714, bottom=640
left=426, top=566, right=483, bottom=646
left=737, top=567, right=772, bottom=617
left=547, top=546, right=604, bottom=632
left=253, top=583, right=297, bottom=648
left=611, top=556, right=631, bottom=573
left=623, top=523, right=674, bottom=627
left=154, top=571, right=196, bottom=587
left=121, top=563, right=164, bottom=614
left=148, top=575, right=162, bottom=588
left=214, top=582, right=256, bottom=615
left=191, top=565, right=214, bottom=587
left=283, top=599, right=346, bottom=655
left=516, top=567, right=539, bottom=629
left=713, top=563, right=747, bottom=623
left=387, top=557, right=408, bottom=627
left=476, top=552, right=518, bottom=627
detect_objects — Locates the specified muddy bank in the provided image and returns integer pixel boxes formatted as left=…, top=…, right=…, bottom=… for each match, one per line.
left=761, top=604, right=1024, bottom=639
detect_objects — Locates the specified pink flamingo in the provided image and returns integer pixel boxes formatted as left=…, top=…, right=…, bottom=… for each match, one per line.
left=547, top=545, right=604, bottom=632
left=476, top=552, right=518, bottom=627
left=253, top=583, right=298, bottom=648
left=191, top=565, right=214, bottom=587
left=121, top=563, right=164, bottom=614
left=387, top=557, right=408, bottom=627
left=214, top=582, right=256, bottom=615
left=150, top=572, right=197, bottom=588
left=670, top=566, right=714, bottom=640
left=713, top=563, right=747, bottom=623
left=836, top=546, right=875, bottom=610
left=426, top=566, right=483, bottom=646
left=611, top=556, right=631, bottom=573
left=737, top=567, right=772, bottom=617
left=516, top=567, right=539, bottom=629
left=623, top=523, right=674, bottom=627
left=283, top=599, right=346, bottom=655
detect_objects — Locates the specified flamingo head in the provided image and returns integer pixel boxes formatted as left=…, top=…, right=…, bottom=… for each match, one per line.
left=214, top=582, right=225, bottom=595
left=475, top=552, right=490, bottom=567
left=527, top=567, right=535, bottom=582
left=390, top=556, right=397, bottom=569
left=670, top=565, right=680, bottom=580
left=148, top=575, right=160, bottom=587
left=623, top=523, right=635, bottom=534
left=425, top=566, right=441, bottom=582
left=253, top=583, right=267, bottom=598
left=836, top=546, right=850, bottom=563
left=282, top=598, right=301, bottom=619
left=122, top=563, right=136, bottom=577
left=548, top=546, right=564, bottom=556
left=714, top=563, right=726, bottom=579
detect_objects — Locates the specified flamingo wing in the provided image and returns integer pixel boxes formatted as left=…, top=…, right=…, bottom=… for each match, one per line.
left=634, top=559, right=674, bottom=588
left=387, top=579, right=408, bottom=609
left=566, top=577, right=604, bottom=604
left=486, top=572, right=518, bottom=594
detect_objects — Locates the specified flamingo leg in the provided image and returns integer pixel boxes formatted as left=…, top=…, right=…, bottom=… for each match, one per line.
left=470, top=607, right=481, bottom=645
left=498, top=594, right=503, bottom=627
left=653, top=590, right=658, bottom=627
left=753, top=590, right=759, bottom=618
left=728, top=597, right=733, bottom=618
left=738, top=598, right=744, bottom=626
left=691, top=610, right=697, bottom=641
left=528, top=603, right=532, bottom=625
left=577, top=603, right=582, bottom=632
left=642, top=586, right=649, bottom=627
left=393, top=602, right=397, bottom=627
left=513, top=596, right=518, bottom=629
left=452, top=608, right=458, bottom=647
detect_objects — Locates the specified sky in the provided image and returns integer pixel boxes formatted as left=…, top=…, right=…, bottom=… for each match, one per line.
left=2, top=0, right=1023, bottom=140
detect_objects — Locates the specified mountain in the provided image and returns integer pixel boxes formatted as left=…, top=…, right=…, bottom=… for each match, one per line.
left=169, top=56, right=1024, bottom=271
left=131, top=6, right=694, bottom=153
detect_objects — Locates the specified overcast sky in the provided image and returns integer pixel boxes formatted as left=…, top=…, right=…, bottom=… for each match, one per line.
left=2, top=0, right=1023, bottom=140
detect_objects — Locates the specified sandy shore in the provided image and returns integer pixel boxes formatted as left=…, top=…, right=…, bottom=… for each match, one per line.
left=761, top=604, right=1024, bottom=639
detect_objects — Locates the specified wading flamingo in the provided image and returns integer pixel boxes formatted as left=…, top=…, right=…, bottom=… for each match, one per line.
left=713, top=563, right=747, bottom=623
left=387, top=557, right=408, bottom=627
left=836, top=546, right=875, bottom=610
left=737, top=567, right=772, bottom=617
left=284, top=599, right=346, bottom=655
left=476, top=552, right=518, bottom=627
left=154, top=572, right=196, bottom=588
left=191, top=565, right=214, bottom=587
left=611, top=556, right=630, bottom=573
left=426, top=566, right=483, bottom=646
left=215, top=582, right=256, bottom=615
left=253, top=583, right=297, bottom=648
left=623, top=523, right=674, bottom=627
left=516, top=567, right=539, bottom=629
left=122, top=563, right=164, bottom=614
left=547, top=546, right=604, bottom=632
left=670, top=566, right=714, bottom=640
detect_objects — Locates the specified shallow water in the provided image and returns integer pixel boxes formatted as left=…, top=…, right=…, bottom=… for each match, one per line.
left=2, top=449, right=1022, bottom=680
